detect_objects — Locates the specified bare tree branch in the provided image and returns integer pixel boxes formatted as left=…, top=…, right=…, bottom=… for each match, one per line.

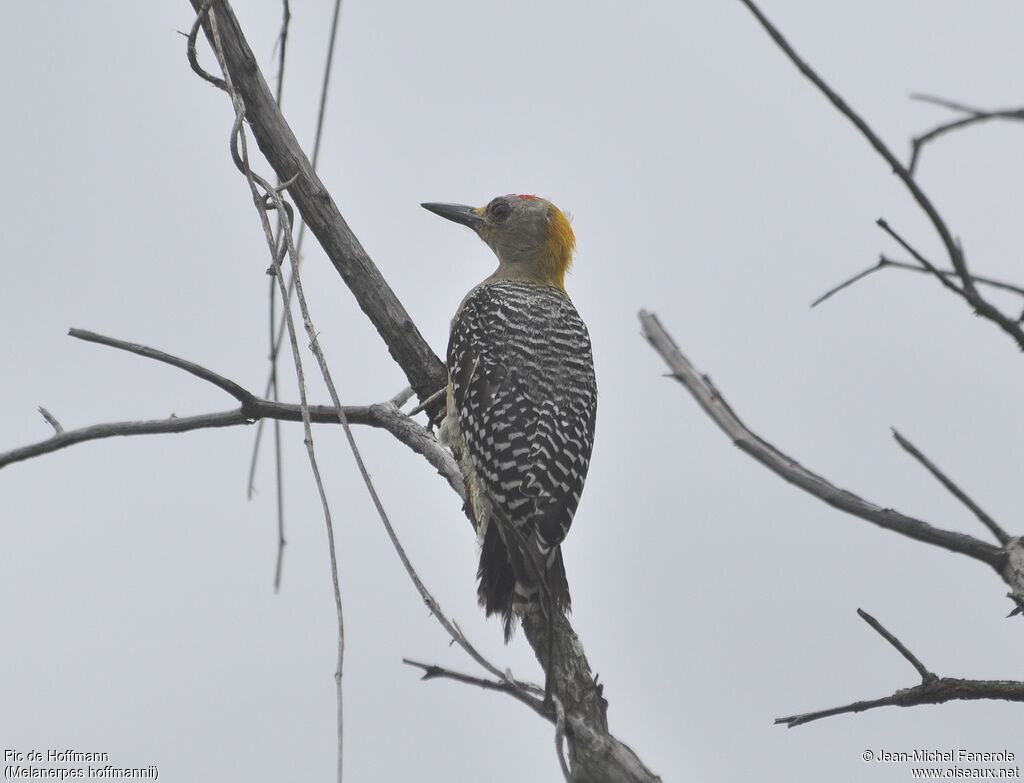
left=250, top=0, right=343, bottom=579
left=37, top=407, right=63, bottom=435
left=736, top=0, right=1024, bottom=352
left=70, top=328, right=256, bottom=405
left=202, top=7, right=348, bottom=778
left=811, top=256, right=1024, bottom=310
left=776, top=609, right=1024, bottom=728
left=875, top=219, right=968, bottom=300
left=891, top=430, right=1010, bottom=546
left=402, top=659, right=547, bottom=718
left=855, top=608, right=933, bottom=681
left=266, top=0, right=290, bottom=591
left=639, top=310, right=1006, bottom=568
left=908, top=94, right=1024, bottom=175
left=187, top=0, right=448, bottom=413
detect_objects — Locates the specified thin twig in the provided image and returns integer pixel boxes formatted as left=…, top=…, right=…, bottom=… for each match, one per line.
left=272, top=0, right=290, bottom=107
left=1, top=398, right=460, bottom=480
left=811, top=256, right=1024, bottom=309
left=408, top=386, right=446, bottom=416
left=37, top=407, right=63, bottom=435
left=875, top=219, right=967, bottom=300
left=185, top=2, right=225, bottom=90
left=856, top=609, right=933, bottom=682
left=272, top=409, right=286, bottom=593
left=204, top=9, right=345, bottom=779
left=891, top=429, right=1010, bottom=546
left=401, top=659, right=546, bottom=718
left=389, top=386, right=414, bottom=408
left=249, top=0, right=346, bottom=499
left=911, top=94, right=989, bottom=114
left=809, top=258, right=886, bottom=308
left=268, top=0, right=291, bottom=590
left=69, top=328, right=255, bottom=405
left=910, top=110, right=1024, bottom=176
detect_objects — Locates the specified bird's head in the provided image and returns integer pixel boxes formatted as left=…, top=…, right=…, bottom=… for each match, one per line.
left=422, top=194, right=575, bottom=289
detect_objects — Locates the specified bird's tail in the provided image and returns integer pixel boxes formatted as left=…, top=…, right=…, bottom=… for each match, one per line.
left=477, top=519, right=571, bottom=643
left=477, top=519, right=516, bottom=640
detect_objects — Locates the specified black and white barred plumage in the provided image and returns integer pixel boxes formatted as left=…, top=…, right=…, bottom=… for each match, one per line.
left=444, top=279, right=597, bottom=639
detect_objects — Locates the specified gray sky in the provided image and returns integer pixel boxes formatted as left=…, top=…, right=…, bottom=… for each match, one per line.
left=3, top=2, right=1023, bottom=781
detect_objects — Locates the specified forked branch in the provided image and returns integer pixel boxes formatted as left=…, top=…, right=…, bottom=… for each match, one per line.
left=186, top=0, right=447, bottom=413
left=736, top=0, right=1024, bottom=352
left=908, top=94, right=1024, bottom=176
left=811, top=256, right=1024, bottom=310
left=0, top=330, right=463, bottom=496
left=776, top=610, right=1024, bottom=727
left=639, top=310, right=1007, bottom=570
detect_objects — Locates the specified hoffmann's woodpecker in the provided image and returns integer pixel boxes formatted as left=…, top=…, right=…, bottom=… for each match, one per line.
left=422, top=194, right=597, bottom=640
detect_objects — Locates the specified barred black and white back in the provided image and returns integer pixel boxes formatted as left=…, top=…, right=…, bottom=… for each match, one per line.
left=442, top=279, right=597, bottom=639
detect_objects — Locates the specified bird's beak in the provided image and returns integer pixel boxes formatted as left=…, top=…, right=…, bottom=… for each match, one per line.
left=421, top=202, right=484, bottom=231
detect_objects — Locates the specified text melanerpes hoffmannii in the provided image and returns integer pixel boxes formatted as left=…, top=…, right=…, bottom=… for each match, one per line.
left=422, top=195, right=597, bottom=640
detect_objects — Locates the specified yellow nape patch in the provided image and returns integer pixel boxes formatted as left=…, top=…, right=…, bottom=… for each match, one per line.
left=544, top=206, right=576, bottom=289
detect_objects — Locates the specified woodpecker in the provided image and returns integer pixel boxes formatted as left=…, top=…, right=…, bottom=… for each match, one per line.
left=422, top=194, right=597, bottom=640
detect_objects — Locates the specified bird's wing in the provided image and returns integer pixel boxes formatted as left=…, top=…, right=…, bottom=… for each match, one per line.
left=447, top=283, right=597, bottom=553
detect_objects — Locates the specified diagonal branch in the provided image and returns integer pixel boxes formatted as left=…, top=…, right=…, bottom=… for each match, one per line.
left=187, top=0, right=447, bottom=413
left=70, top=328, right=255, bottom=405
left=875, top=219, right=967, bottom=301
left=735, top=0, right=1024, bottom=352
left=891, top=429, right=1010, bottom=546
left=775, top=609, right=1024, bottom=728
left=908, top=93, right=1024, bottom=176
left=2, top=327, right=465, bottom=493
left=639, top=310, right=1005, bottom=568
left=402, top=659, right=547, bottom=718
left=855, top=608, right=932, bottom=682
left=37, top=407, right=63, bottom=434
left=909, top=110, right=1024, bottom=177
left=203, top=8, right=347, bottom=777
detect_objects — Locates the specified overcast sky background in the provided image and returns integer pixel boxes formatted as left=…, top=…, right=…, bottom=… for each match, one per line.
left=3, top=2, right=1023, bottom=781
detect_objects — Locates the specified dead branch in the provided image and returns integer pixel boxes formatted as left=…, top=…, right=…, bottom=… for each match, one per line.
left=0, top=330, right=463, bottom=495
left=811, top=256, right=1024, bottom=309
left=202, top=6, right=348, bottom=777
left=776, top=610, right=1024, bottom=727
left=37, top=407, right=63, bottom=435
left=891, top=430, right=1010, bottom=546
left=187, top=0, right=447, bottom=414
left=641, top=307, right=1024, bottom=638
left=875, top=219, right=967, bottom=300
left=402, top=659, right=547, bottom=719
left=736, top=0, right=1024, bottom=352
left=71, top=327, right=256, bottom=404
left=908, top=94, right=1024, bottom=176
left=639, top=310, right=1007, bottom=569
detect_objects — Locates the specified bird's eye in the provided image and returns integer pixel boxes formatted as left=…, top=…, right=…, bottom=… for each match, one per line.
left=489, top=200, right=512, bottom=223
